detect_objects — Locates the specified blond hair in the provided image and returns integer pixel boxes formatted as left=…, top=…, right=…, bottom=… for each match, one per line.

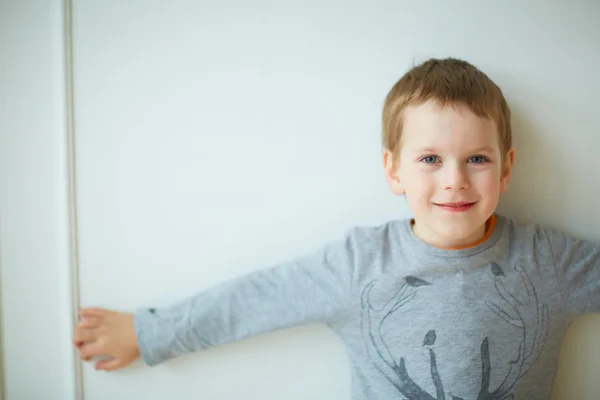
left=382, top=58, right=512, bottom=163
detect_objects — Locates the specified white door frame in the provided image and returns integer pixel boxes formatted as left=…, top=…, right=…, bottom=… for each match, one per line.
left=0, top=0, right=82, bottom=398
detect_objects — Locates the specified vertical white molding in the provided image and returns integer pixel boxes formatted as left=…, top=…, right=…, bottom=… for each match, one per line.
left=0, top=1, right=80, bottom=397
left=65, top=0, right=85, bottom=397
left=54, top=0, right=84, bottom=398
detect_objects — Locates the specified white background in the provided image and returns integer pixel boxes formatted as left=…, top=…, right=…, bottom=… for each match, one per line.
left=1, top=1, right=599, bottom=399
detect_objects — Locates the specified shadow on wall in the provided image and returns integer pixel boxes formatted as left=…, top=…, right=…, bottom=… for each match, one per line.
left=495, top=105, right=567, bottom=229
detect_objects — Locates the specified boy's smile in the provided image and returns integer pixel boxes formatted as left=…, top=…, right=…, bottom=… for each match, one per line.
left=434, top=202, right=476, bottom=212
left=384, top=100, right=515, bottom=249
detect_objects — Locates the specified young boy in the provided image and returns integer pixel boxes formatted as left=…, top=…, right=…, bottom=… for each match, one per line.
left=73, top=58, right=600, bottom=399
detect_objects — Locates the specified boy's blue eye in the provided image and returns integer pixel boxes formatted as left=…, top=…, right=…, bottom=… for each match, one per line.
left=421, top=156, right=438, bottom=163
left=469, top=155, right=487, bottom=163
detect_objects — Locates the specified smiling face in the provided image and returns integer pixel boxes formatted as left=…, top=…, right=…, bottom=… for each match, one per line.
left=384, top=100, right=515, bottom=248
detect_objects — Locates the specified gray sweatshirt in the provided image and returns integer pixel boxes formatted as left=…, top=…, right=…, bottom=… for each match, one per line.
left=133, top=214, right=600, bottom=399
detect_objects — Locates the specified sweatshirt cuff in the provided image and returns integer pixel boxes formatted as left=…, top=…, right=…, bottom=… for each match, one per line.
left=133, top=307, right=168, bottom=367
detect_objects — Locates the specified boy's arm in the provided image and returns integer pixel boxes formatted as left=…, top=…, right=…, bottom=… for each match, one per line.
left=133, top=228, right=360, bottom=367
left=543, top=227, right=600, bottom=316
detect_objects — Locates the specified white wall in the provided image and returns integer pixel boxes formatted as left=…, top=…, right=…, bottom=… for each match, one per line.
left=0, top=0, right=77, bottom=399
left=1, top=1, right=599, bottom=399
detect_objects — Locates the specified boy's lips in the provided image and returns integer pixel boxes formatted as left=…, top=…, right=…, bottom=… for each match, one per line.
left=434, top=201, right=476, bottom=212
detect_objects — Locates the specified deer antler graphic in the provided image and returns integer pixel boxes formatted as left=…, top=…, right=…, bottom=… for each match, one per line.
left=360, top=264, right=549, bottom=400
left=479, top=263, right=549, bottom=399
left=361, top=276, right=440, bottom=400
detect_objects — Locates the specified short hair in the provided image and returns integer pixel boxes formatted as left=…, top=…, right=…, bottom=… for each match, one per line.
left=382, top=58, right=512, bottom=163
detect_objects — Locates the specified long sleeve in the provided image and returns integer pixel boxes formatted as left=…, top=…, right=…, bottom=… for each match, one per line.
left=133, top=229, right=360, bottom=366
left=543, top=226, right=600, bottom=317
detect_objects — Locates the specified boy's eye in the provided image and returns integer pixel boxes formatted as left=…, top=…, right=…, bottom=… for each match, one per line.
left=421, top=155, right=439, bottom=163
left=469, top=155, right=488, bottom=163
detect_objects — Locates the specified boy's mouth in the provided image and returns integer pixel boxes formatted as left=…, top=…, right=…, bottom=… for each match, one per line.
left=434, top=202, right=476, bottom=212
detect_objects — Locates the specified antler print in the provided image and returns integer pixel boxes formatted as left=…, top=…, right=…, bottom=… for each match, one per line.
left=480, top=263, right=549, bottom=399
left=361, top=276, right=439, bottom=400
left=360, top=263, right=549, bottom=400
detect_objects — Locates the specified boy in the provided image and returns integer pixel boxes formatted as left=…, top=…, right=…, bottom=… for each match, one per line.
left=73, top=58, right=600, bottom=399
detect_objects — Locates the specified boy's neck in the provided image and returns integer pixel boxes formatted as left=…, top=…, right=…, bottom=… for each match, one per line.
left=411, top=215, right=496, bottom=250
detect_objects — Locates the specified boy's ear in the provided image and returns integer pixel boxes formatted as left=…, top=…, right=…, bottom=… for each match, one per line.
left=500, top=147, right=516, bottom=193
left=383, top=149, right=405, bottom=196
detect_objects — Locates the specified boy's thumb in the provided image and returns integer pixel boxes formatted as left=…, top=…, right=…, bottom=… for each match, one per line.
left=94, top=357, right=125, bottom=372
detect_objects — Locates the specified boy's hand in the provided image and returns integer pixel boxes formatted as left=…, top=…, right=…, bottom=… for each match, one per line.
left=73, top=308, right=140, bottom=371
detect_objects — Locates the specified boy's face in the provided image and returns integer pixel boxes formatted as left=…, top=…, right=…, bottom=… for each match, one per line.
left=384, top=101, right=514, bottom=248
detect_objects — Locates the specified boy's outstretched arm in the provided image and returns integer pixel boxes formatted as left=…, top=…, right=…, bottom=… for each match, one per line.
left=543, top=226, right=600, bottom=316
left=73, top=228, right=362, bottom=371
left=544, top=226, right=600, bottom=399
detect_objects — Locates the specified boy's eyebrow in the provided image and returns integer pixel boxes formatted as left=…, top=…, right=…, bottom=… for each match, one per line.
left=414, top=146, right=496, bottom=153
left=470, top=146, right=496, bottom=153
left=414, top=147, right=440, bottom=153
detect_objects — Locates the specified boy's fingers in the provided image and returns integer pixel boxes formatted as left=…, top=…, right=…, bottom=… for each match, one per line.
left=95, top=358, right=124, bottom=372
left=73, top=328, right=96, bottom=344
left=77, top=316, right=101, bottom=328
left=79, top=341, right=106, bottom=361
left=78, top=308, right=108, bottom=318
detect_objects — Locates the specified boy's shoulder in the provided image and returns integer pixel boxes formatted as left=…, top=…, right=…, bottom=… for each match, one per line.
left=343, top=217, right=408, bottom=242
left=499, top=214, right=579, bottom=244
left=499, top=213, right=545, bottom=236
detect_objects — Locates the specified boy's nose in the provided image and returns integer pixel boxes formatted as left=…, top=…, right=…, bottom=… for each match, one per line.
left=442, top=166, right=470, bottom=191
